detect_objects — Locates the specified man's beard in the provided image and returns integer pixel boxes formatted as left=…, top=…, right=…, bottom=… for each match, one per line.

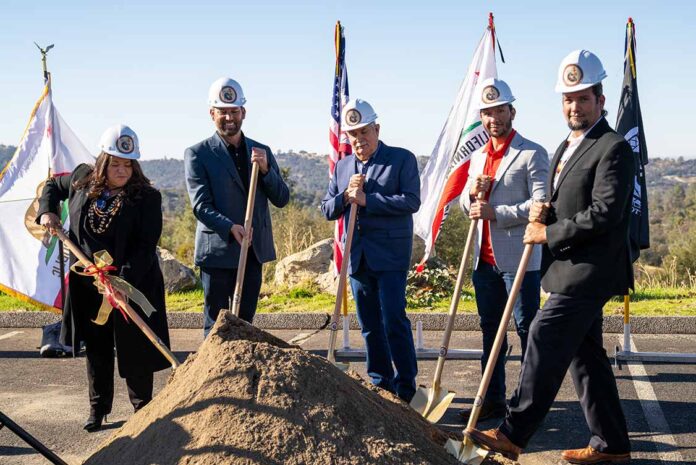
left=567, top=118, right=590, bottom=131
left=219, top=123, right=241, bottom=138
left=487, top=120, right=512, bottom=137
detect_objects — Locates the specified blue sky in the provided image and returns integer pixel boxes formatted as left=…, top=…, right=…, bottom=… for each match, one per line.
left=1, top=0, right=693, bottom=160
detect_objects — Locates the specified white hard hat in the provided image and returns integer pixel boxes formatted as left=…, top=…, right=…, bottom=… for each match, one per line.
left=341, top=98, right=378, bottom=130
left=208, top=77, right=246, bottom=108
left=99, top=124, right=141, bottom=160
left=478, top=78, right=516, bottom=110
left=555, top=50, right=607, bottom=93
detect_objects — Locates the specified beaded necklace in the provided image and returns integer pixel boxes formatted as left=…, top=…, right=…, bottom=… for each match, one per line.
left=87, top=189, right=125, bottom=234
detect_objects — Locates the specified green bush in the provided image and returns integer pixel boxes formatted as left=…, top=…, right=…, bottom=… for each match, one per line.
left=406, top=263, right=471, bottom=308
left=160, top=206, right=196, bottom=265
left=430, top=205, right=472, bottom=269
left=288, top=286, right=317, bottom=299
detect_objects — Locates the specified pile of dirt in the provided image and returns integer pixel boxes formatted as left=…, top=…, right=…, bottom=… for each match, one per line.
left=83, top=312, right=516, bottom=465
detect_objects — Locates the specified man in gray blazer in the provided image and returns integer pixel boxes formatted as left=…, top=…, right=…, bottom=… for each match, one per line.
left=185, top=77, right=289, bottom=336
left=459, top=78, right=548, bottom=421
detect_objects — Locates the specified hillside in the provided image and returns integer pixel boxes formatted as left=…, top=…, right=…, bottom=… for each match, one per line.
left=2, top=143, right=696, bottom=200
left=0, top=145, right=14, bottom=168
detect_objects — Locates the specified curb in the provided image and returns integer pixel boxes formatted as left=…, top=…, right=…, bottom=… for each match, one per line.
left=1, top=311, right=696, bottom=334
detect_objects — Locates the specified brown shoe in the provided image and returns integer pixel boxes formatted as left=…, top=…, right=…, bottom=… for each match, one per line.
left=464, top=427, right=522, bottom=461
left=561, top=446, right=631, bottom=464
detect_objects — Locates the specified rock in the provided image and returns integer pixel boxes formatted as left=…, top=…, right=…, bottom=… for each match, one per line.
left=275, top=234, right=423, bottom=293
left=274, top=238, right=334, bottom=289
left=316, top=270, right=339, bottom=294
left=156, top=247, right=197, bottom=293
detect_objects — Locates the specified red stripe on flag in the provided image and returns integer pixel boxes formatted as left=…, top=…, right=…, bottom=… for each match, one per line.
left=416, top=161, right=471, bottom=272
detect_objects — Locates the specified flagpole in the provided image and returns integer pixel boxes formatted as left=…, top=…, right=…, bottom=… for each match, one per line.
left=34, top=42, right=54, bottom=84
left=35, top=42, right=66, bottom=311
left=622, top=18, right=635, bottom=356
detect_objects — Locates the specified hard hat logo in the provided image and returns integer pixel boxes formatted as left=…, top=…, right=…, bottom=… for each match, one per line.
left=116, top=135, right=135, bottom=154
left=219, top=86, right=238, bottom=104
left=346, top=109, right=362, bottom=126
left=482, top=85, right=500, bottom=104
left=563, top=64, right=584, bottom=87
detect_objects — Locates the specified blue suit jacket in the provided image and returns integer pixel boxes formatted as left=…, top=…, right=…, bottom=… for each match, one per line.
left=184, top=132, right=289, bottom=268
left=321, top=142, right=421, bottom=274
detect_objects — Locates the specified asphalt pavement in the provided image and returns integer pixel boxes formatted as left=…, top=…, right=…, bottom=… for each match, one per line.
left=1, top=327, right=694, bottom=465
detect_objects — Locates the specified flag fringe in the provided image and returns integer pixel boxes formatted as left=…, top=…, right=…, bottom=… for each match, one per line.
left=0, top=282, right=60, bottom=314
left=0, top=84, right=50, bottom=182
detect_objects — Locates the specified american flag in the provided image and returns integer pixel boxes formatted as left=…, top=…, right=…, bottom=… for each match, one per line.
left=329, top=21, right=351, bottom=274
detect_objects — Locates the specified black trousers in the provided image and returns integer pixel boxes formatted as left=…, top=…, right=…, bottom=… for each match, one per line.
left=85, top=329, right=153, bottom=415
left=500, top=293, right=630, bottom=454
left=200, top=253, right=263, bottom=337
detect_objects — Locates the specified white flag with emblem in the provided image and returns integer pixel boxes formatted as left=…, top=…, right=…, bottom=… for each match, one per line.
left=413, top=18, right=498, bottom=271
left=0, top=82, right=94, bottom=311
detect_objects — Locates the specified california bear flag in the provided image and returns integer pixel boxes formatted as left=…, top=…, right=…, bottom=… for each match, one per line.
left=413, top=15, right=499, bottom=270
left=0, top=80, right=94, bottom=311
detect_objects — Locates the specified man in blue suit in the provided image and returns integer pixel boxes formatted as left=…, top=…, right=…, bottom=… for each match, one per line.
left=321, top=98, right=421, bottom=402
left=185, top=77, right=289, bottom=336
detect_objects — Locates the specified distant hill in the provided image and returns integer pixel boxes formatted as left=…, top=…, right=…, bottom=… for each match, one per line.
left=2, top=142, right=696, bottom=204
left=0, top=145, right=14, bottom=168
left=645, top=157, right=696, bottom=187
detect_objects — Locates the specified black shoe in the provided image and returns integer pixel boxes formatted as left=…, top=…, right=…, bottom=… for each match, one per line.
left=83, top=413, right=106, bottom=432
left=458, top=401, right=506, bottom=422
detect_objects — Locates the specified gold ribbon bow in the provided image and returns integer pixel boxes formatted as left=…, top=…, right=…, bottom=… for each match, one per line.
left=71, top=250, right=157, bottom=326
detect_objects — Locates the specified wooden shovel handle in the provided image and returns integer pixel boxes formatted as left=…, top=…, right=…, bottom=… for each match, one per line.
left=466, top=242, right=533, bottom=430
left=430, top=191, right=485, bottom=390
left=231, top=161, right=260, bottom=317
left=55, top=230, right=180, bottom=369
left=327, top=202, right=358, bottom=363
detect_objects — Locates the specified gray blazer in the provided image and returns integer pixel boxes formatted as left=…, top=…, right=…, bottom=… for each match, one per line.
left=460, top=132, right=549, bottom=273
left=184, top=132, right=290, bottom=269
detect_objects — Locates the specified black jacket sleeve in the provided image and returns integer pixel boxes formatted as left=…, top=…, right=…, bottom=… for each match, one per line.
left=36, top=164, right=92, bottom=222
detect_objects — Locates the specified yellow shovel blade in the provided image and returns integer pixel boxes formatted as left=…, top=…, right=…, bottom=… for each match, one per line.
left=424, top=389, right=456, bottom=423
left=409, top=385, right=430, bottom=415
left=445, top=438, right=488, bottom=464
left=409, top=385, right=456, bottom=423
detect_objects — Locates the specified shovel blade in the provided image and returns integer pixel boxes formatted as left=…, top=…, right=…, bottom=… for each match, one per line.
left=409, top=385, right=456, bottom=423
left=424, top=390, right=456, bottom=423
left=444, top=438, right=488, bottom=464
left=409, top=385, right=431, bottom=416
left=332, top=361, right=350, bottom=372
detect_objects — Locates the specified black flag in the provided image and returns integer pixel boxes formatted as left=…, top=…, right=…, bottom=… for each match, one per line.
left=616, top=17, right=650, bottom=262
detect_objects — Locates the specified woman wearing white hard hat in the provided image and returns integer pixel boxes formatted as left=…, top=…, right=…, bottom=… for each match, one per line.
left=37, top=124, right=171, bottom=432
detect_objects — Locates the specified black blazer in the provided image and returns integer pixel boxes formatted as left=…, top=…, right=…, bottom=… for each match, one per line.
left=542, top=118, right=635, bottom=298
left=37, top=164, right=170, bottom=377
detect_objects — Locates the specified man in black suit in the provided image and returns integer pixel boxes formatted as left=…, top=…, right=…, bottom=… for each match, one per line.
left=464, top=50, right=633, bottom=464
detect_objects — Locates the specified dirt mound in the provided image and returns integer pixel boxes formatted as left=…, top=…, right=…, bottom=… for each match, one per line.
left=83, top=312, right=518, bottom=465
left=84, top=312, right=460, bottom=464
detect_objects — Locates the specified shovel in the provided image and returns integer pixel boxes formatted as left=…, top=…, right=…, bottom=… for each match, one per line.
left=410, top=191, right=485, bottom=423
left=326, top=202, right=358, bottom=371
left=55, top=230, right=180, bottom=369
left=445, top=241, right=535, bottom=463
left=231, top=161, right=260, bottom=318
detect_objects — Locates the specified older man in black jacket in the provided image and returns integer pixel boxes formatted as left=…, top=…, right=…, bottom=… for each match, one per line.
left=465, top=50, right=633, bottom=465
